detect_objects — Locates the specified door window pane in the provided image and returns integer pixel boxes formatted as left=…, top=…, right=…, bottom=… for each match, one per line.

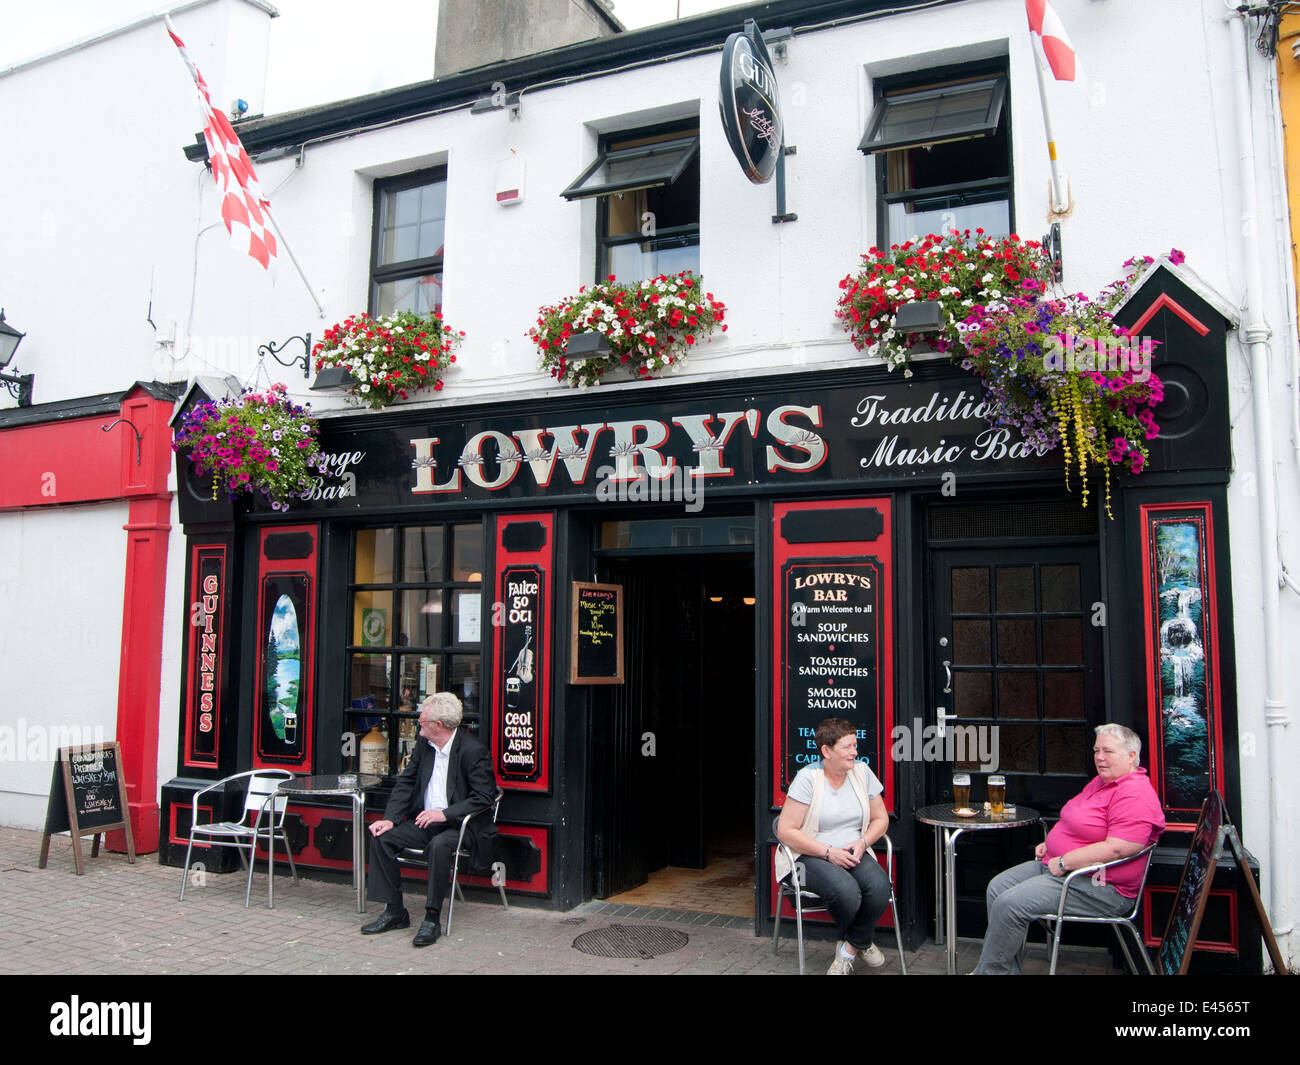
left=999, top=725, right=1038, bottom=772
left=996, top=619, right=1036, bottom=664
left=953, top=619, right=991, bottom=664
left=355, top=529, right=394, bottom=584
left=403, top=526, right=446, bottom=583
left=1043, top=672, right=1085, bottom=719
left=353, top=590, right=393, bottom=646
left=401, top=590, right=444, bottom=647
left=1042, top=619, right=1083, bottom=665
left=954, top=671, right=991, bottom=718
left=452, top=524, right=484, bottom=581
left=1041, top=565, right=1081, bottom=611
left=997, top=671, right=1038, bottom=718
left=951, top=566, right=989, bottom=613
left=1045, top=725, right=1091, bottom=773
left=995, top=566, right=1034, bottom=612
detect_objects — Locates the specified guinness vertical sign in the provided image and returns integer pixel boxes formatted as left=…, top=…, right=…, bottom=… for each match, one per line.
left=718, top=19, right=783, bottom=184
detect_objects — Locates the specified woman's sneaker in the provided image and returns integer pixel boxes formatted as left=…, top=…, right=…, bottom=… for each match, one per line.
left=827, top=942, right=856, bottom=975
left=858, top=942, right=886, bottom=968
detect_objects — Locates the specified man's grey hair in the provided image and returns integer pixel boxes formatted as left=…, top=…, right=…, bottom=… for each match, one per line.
left=1095, top=723, right=1141, bottom=756
left=421, top=691, right=463, bottom=730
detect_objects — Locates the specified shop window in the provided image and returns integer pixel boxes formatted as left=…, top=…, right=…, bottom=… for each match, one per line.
left=859, top=67, right=1011, bottom=247
left=346, top=521, right=483, bottom=779
left=562, top=122, right=700, bottom=282
left=370, top=167, right=446, bottom=316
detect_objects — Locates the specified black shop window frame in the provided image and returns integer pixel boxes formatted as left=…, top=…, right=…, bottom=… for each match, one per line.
left=561, top=119, right=701, bottom=283
left=344, top=520, right=484, bottom=779
left=860, top=62, right=1014, bottom=248
left=369, top=166, right=448, bottom=317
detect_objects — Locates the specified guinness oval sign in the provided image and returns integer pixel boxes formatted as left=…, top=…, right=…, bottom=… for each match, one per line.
left=718, top=20, right=783, bottom=184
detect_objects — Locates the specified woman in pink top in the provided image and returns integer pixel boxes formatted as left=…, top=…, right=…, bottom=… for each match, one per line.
left=970, top=723, right=1165, bottom=974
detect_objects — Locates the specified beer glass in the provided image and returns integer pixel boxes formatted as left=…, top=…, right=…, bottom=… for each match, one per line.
left=988, top=774, right=1006, bottom=815
left=952, top=772, right=971, bottom=811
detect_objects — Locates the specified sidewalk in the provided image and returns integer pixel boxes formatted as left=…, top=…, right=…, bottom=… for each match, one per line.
left=2, top=827, right=1115, bottom=976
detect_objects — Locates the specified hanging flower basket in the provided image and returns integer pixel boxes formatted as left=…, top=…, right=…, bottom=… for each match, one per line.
left=835, top=230, right=1051, bottom=372
left=172, top=382, right=327, bottom=511
left=530, top=271, right=727, bottom=388
left=313, top=309, right=463, bottom=409
left=836, top=233, right=1178, bottom=515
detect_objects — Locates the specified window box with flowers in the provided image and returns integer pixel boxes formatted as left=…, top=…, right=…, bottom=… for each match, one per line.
left=835, top=231, right=1176, bottom=515
left=172, top=382, right=328, bottom=511
left=529, top=271, right=726, bottom=388
left=313, top=309, right=464, bottom=409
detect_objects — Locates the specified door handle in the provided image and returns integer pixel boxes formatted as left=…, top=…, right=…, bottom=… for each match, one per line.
left=936, top=706, right=957, bottom=738
left=942, top=660, right=952, bottom=695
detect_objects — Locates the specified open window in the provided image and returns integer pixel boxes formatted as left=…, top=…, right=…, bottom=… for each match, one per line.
left=370, top=167, right=446, bottom=316
left=562, top=122, right=700, bottom=283
left=860, top=67, right=1012, bottom=246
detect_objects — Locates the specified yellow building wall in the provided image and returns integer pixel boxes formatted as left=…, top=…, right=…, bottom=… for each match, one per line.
left=1279, top=14, right=1300, bottom=316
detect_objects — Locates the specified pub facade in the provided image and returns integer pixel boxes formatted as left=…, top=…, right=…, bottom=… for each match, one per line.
left=2, top=0, right=1294, bottom=971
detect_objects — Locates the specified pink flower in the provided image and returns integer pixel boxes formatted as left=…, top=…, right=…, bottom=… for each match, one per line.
left=1169, top=248, right=1185, bottom=265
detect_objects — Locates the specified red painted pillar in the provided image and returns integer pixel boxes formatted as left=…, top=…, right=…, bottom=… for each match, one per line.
left=107, top=391, right=175, bottom=854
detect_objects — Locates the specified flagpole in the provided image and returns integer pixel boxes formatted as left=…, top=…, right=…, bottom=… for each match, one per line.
left=264, top=206, right=326, bottom=319
left=1031, top=33, right=1069, bottom=214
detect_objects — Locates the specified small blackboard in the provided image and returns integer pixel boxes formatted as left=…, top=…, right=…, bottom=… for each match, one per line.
left=570, top=581, right=623, bottom=684
left=1158, top=791, right=1287, bottom=975
left=39, top=743, right=136, bottom=875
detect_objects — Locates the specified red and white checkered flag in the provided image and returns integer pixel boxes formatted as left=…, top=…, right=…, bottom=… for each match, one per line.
left=1026, top=0, right=1080, bottom=83
left=166, top=18, right=277, bottom=270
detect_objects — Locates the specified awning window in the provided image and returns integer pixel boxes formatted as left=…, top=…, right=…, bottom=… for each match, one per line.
left=859, top=77, right=1007, bottom=155
left=561, top=135, right=700, bottom=201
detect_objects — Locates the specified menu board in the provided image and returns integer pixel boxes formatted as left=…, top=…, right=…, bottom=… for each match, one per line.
left=1158, top=791, right=1225, bottom=975
left=780, top=559, right=881, bottom=790
left=570, top=582, right=624, bottom=684
left=39, top=742, right=136, bottom=875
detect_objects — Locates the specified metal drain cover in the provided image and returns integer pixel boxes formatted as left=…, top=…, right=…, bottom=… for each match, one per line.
left=572, top=924, right=689, bottom=959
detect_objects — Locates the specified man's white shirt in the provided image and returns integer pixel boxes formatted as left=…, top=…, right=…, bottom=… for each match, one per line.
left=423, top=729, right=456, bottom=812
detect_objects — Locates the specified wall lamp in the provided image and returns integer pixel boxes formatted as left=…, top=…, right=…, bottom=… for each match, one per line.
left=258, top=332, right=313, bottom=378
left=470, top=90, right=522, bottom=120
left=895, top=299, right=943, bottom=355
left=565, top=331, right=611, bottom=358
left=0, top=309, right=33, bottom=407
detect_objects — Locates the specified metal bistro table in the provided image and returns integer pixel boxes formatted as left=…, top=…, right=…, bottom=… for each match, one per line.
left=915, top=802, right=1041, bottom=975
left=274, top=774, right=382, bottom=913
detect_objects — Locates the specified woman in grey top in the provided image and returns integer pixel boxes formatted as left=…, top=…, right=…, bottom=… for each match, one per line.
left=777, top=717, right=892, bottom=975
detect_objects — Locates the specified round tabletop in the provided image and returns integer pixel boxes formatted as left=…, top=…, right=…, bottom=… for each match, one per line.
left=915, top=802, right=1041, bottom=831
left=276, top=773, right=383, bottom=796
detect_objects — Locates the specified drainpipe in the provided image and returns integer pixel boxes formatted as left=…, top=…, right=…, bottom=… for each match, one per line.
left=1228, top=6, right=1293, bottom=958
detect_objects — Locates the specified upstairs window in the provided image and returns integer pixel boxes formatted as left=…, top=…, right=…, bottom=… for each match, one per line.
left=860, top=68, right=1012, bottom=247
left=371, top=167, right=446, bottom=316
left=562, top=123, right=700, bottom=283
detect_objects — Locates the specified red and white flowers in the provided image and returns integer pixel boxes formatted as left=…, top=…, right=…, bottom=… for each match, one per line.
left=313, top=309, right=463, bottom=409
left=835, top=230, right=1050, bottom=372
left=530, top=272, right=727, bottom=388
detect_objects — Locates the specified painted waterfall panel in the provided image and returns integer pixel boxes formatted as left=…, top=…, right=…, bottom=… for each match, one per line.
left=1142, top=503, right=1223, bottom=824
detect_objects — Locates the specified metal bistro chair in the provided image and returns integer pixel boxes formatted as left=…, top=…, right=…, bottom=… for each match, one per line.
left=1031, top=842, right=1159, bottom=975
left=394, top=789, right=508, bottom=934
left=771, top=816, right=908, bottom=975
left=178, top=769, right=299, bottom=907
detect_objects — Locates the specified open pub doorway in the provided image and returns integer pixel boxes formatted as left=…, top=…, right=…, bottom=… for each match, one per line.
left=589, top=543, right=756, bottom=917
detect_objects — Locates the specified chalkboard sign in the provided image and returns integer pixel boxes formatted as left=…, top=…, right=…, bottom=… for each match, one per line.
left=39, top=743, right=136, bottom=875
left=1158, top=791, right=1225, bottom=975
left=570, top=582, right=624, bottom=684
left=1158, top=791, right=1287, bottom=975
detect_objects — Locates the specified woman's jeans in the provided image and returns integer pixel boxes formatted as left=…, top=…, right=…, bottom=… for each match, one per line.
left=791, top=852, right=892, bottom=949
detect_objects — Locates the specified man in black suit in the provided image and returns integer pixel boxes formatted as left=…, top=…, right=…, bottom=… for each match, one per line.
left=361, top=692, right=497, bottom=946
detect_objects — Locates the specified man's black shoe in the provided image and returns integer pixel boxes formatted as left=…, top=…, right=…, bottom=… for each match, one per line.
left=412, top=918, right=441, bottom=947
left=360, top=908, right=410, bottom=935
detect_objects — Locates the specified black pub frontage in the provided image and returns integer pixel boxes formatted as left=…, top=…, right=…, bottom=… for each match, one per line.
left=159, top=265, right=1262, bottom=969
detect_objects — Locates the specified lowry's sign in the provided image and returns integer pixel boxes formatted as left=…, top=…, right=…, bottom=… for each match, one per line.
left=718, top=20, right=783, bottom=184
left=295, top=375, right=1059, bottom=511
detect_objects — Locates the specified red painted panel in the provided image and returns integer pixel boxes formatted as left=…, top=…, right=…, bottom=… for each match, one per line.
left=182, top=544, right=227, bottom=768
left=458, top=824, right=549, bottom=895
left=252, top=525, right=318, bottom=772
left=771, top=498, right=895, bottom=809
left=491, top=513, right=554, bottom=793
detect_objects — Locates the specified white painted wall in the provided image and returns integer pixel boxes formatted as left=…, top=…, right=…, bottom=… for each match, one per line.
left=1, top=0, right=1297, bottom=962
left=0, top=504, right=129, bottom=828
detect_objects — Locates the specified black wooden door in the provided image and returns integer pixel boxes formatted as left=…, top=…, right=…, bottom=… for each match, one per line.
left=927, top=545, right=1103, bottom=813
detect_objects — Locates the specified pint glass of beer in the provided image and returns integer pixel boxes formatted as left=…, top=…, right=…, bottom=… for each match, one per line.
left=988, top=774, right=1006, bottom=815
left=952, top=772, right=971, bottom=811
